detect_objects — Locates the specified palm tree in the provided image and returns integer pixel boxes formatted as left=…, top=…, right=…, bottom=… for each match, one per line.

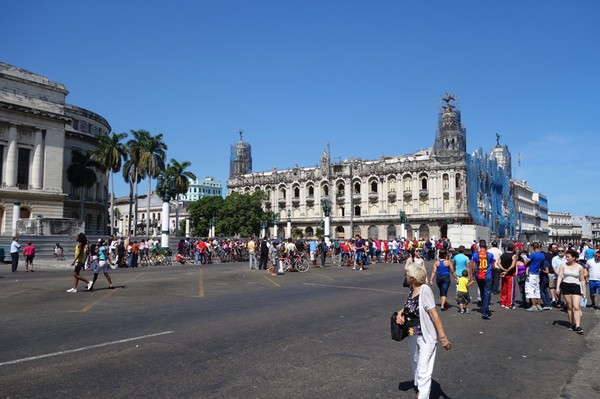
left=137, top=132, right=167, bottom=236
left=92, top=131, right=128, bottom=236
left=166, top=159, right=197, bottom=235
left=66, top=150, right=102, bottom=227
left=123, top=131, right=146, bottom=236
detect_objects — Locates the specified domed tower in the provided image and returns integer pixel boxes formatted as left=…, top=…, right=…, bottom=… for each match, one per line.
left=489, top=133, right=512, bottom=179
left=433, top=93, right=467, bottom=163
left=229, top=130, right=252, bottom=178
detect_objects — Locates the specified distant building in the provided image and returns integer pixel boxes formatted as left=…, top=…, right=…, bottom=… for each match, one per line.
left=510, top=180, right=549, bottom=242
left=0, top=62, right=110, bottom=235
left=548, top=211, right=582, bottom=245
left=180, top=176, right=223, bottom=201
left=228, top=95, right=517, bottom=240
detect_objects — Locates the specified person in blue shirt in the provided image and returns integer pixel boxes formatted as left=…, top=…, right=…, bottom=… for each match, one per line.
left=524, top=242, right=548, bottom=312
left=452, top=246, right=471, bottom=302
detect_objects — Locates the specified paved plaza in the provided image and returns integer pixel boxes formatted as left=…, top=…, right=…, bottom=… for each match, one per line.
left=1, top=258, right=599, bottom=398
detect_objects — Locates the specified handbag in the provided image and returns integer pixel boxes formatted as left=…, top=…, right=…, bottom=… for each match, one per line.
left=391, top=312, right=408, bottom=341
left=403, top=274, right=410, bottom=288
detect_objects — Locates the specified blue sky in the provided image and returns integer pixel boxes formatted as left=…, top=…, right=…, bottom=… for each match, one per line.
left=3, top=1, right=599, bottom=215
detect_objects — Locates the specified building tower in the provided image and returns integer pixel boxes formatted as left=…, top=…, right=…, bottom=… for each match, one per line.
left=489, top=133, right=512, bottom=179
left=229, top=130, right=252, bottom=178
left=433, top=93, right=467, bottom=163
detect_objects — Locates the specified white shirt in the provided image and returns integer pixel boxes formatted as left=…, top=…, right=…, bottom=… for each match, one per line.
left=417, top=284, right=438, bottom=344
left=586, top=258, right=600, bottom=281
left=10, top=240, right=21, bottom=253
left=488, top=247, right=503, bottom=269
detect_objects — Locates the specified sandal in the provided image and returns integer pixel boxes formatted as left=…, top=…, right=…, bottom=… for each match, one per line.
left=575, top=326, right=584, bottom=335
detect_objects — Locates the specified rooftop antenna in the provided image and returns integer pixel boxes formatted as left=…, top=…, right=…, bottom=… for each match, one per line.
left=517, top=152, right=522, bottom=180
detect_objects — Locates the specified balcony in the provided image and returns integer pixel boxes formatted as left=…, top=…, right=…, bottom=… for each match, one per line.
left=419, top=189, right=429, bottom=198
left=278, top=198, right=286, bottom=208
left=292, top=197, right=301, bottom=207
left=352, top=193, right=361, bottom=202
left=305, top=196, right=314, bottom=205
left=403, top=190, right=412, bottom=199
left=335, top=194, right=345, bottom=204
left=368, top=192, right=379, bottom=202
left=264, top=200, right=272, bottom=209
left=387, top=191, right=396, bottom=201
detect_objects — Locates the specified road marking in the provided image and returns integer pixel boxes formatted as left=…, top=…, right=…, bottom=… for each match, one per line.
left=66, top=272, right=145, bottom=313
left=0, top=331, right=175, bottom=367
left=310, top=272, right=335, bottom=281
left=302, top=282, right=402, bottom=294
left=264, top=274, right=280, bottom=287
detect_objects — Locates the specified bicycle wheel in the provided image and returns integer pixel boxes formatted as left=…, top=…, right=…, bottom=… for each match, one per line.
left=281, top=259, right=291, bottom=272
left=295, top=259, right=310, bottom=273
left=162, top=256, right=172, bottom=266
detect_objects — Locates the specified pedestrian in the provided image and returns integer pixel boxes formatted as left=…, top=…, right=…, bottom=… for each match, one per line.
left=556, top=249, right=586, bottom=335
left=258, top=237, right=270, bottom=271
left=488, top=241, right=503, bottom=295
left=68, top=233, right=93, bottom=293
left=396, top=263, right=452, bottom=399
left=10, top=237, right=21, bottom=272
left=248, top=238, right=257, bottom=269
left=430, top=249, right=454, bottom=310
left=23, top=241, right=36, bottom=272
left=586, top=251, right=600, bottom=309
left=457, top=270, right=474, bottom=314
left=452, top=246, right=470, bottom=299
left=524, top=242, right=547, bottom=312
left=499, top=243, right=517, bottom=309
left=90, top=239, right=113, bottom=289
left=318, top=237, right=328, bottom=267
left=471, top=239, right=496, bottom=320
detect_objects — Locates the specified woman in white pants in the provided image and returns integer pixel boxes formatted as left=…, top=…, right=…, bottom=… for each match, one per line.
left=397, top=264, right=452, bottom=398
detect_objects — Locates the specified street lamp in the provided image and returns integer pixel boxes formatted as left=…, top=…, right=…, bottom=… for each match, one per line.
left=210, top=215, right=216, bottom=238
left=260, top=219, right=267, bottom=238
left=321, top=197, right=332, bottom=242
left=286, top=209, right=292, bottom=238
left=272, top=214, right=280, bottom=239
left=156, top=172, right=176, bottom=249
left=399, top=210, right=408, bottom=239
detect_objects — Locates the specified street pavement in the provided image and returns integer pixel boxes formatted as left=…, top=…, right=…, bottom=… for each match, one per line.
left=1, top=257, right=599, bottom=398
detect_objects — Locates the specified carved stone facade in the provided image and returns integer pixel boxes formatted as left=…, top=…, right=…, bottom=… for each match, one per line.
left=228, top=96, right=489, bottom=240
left=0, top=62, right=110, bottom=235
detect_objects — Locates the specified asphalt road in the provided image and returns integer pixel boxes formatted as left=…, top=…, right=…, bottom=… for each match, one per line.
left=1, top=259, right=599, bottom=399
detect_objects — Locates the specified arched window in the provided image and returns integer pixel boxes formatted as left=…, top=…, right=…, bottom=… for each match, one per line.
left=308, top=186, right=314, bottom=196
left=323, top=185, right=329, bottom=196
left=294, top=187, right=300, bottom=197
left=403, top=174, right=412, bottom=191
left=370, top=181, right=378, bottom=193
left=354, top=182, right=361, bottom=194
left=443, top=174, right=449, bottom=190
left=354, top=205, right=361, bottom=216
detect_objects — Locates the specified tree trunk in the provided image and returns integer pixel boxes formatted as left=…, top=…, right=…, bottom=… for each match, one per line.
left=80, top=186, right=85, bottom=229
left=134, top=171, right=139, bottom=235
left=147, top=178, right=152, bottom=237
left=110, top=170, right=114, bottom=237
left=128, top=180, right=134, bottom=237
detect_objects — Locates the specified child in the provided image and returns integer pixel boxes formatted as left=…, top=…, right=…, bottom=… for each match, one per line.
left=457, top=270, right=474, bottom=314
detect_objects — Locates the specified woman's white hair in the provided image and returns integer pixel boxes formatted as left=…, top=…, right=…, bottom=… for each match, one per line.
left=406, top=263, right=427, bottom=284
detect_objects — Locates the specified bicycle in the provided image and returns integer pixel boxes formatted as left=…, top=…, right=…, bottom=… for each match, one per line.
left=279, top=253, right=310, bottom=273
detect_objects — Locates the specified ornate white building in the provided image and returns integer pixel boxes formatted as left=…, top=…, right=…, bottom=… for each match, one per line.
left=0, top=62, right=110, bottom=235
left=228, top=95, right=517, bottom=240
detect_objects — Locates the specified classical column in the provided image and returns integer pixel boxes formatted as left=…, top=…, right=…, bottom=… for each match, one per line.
left=31, top=129, right=44, bottom=189
left=5, top=124, right=18, bottom=187
left=12, top=203, right=20, bottom=236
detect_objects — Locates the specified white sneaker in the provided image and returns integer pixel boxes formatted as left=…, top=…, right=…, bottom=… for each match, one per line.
left=359, top=267, right=363, bottom=270
left=87, top=281, right=93, bottom=291
left=352, top=267, right=356, bottom=270
left=67, top=288, right=77, bottom=293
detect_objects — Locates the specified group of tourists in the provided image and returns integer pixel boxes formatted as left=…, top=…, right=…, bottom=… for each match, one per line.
left=397, top=238, right=599, bottom=398
left=67, top=233, right=115, bottom=292
left=9, top=236, right=36, bottom=272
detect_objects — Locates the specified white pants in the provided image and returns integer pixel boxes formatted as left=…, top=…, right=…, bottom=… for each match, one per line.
left=407, top=335, right=437, bottom=399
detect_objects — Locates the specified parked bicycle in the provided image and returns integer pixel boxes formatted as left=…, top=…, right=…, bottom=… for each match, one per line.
left=279, top=253, right=310, bottom=273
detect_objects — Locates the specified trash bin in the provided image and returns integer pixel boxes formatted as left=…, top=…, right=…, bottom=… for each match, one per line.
left=0, top=247, right=5, bottom=263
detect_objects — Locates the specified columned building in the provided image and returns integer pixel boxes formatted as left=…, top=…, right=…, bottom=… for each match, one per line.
left=0, top=62, right=110, bottom=235
left=228, top=95, right=516, bottom=240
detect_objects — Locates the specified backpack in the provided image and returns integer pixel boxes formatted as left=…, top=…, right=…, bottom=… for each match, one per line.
left=476, top=249, right=489, bottom=279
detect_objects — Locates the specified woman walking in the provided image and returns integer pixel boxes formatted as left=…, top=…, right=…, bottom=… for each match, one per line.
left=556, top=249, right=587, bottom=335
left=23, top=241, right=36, bottom=272
left=430, top=250, right=454, bottom=310
left=68, top=233, right=93, bottom=293
left=397, top=264, right=452, bottom=398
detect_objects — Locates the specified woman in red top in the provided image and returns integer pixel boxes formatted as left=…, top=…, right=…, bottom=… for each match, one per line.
left=23, top=241, right=36, bottom=272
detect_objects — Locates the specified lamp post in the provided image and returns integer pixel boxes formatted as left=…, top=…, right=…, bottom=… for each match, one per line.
left=321, top=197, right=332, bottom=243
left=286, top=209, right=292, bottom=238
left=272, top=214, right=280, bottom=239
left=210, top=216, right=216, bottom=238
left=399, top=210, right=408, bottom=239
left=260, top=219, right=267, bottom=238
left=156, top=172, right=175, bottom=249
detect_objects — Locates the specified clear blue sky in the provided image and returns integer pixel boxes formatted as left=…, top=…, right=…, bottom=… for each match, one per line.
left=3, top=1, right=599, bottom=215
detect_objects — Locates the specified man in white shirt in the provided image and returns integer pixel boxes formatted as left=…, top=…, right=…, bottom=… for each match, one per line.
left=586, top=251, right=600, bottom=309
left=10, top=237, right=21, bottom=272
left=488, top=241, right=503, bottom=295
